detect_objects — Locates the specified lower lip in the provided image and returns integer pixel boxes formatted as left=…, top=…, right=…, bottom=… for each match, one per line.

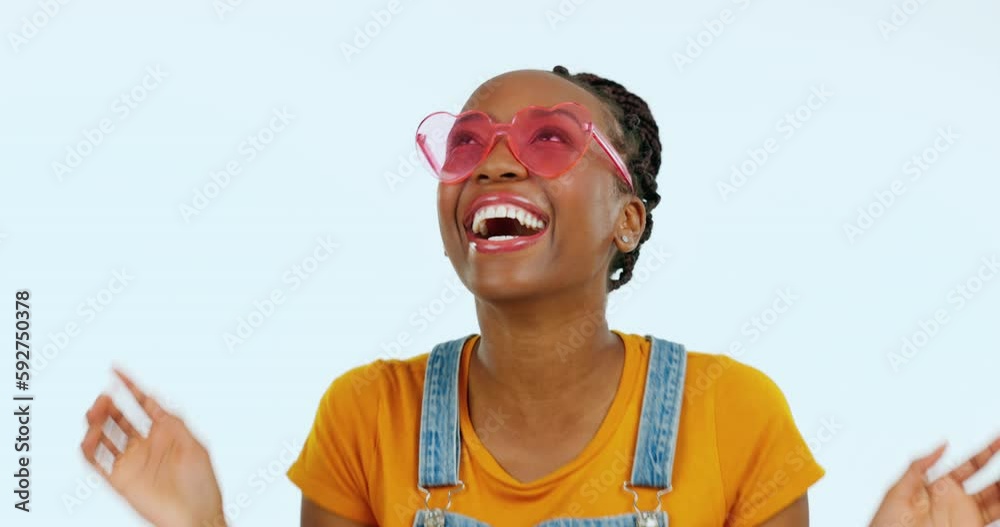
left=466, top=227, right=548, bottom=254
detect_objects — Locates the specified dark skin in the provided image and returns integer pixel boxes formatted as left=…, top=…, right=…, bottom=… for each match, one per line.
left=435, top=70, right=806, bottom=524
left=79, top=69, right=1000, bottom=527
left=435, top=70, right=802, bottom=526
left=440, top=69, right=645, bottom=485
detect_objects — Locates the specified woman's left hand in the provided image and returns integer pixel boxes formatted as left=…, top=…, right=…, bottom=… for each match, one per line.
left=869, top=436, right=1000, bottom=527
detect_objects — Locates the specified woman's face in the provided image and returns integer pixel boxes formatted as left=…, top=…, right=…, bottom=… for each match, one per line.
left=437, top=69, right=643, bottom=302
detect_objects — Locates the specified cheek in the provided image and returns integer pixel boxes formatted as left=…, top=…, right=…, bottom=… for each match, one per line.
left=436, top=184, right=464, bottom=242
left=547, top=173, right=619, bottom=241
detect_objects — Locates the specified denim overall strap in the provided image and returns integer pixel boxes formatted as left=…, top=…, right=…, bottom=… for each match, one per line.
left=413, top=509, right=492, bottom=527
left=628, top=336, right=687, bottom=489
left=417, top=335, right=472, bottom=488
left=536, top=514, right=666, bottom=527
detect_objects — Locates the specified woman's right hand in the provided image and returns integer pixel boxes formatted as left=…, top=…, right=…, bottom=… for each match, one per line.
left=869, top=436, right=1000, bottom=527
left=80, top=368, right=226, bottom=527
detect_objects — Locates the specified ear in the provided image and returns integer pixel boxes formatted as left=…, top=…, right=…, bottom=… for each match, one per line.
left=613, top=195, right=646, bottom=253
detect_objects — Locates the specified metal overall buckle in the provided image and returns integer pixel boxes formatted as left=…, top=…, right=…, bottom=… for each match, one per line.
left=418, top=480, right=466, bottom=527
left=623, top=482, right=670, bottom=527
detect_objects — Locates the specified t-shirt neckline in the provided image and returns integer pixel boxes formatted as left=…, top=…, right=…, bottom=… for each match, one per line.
left=456, top=329, right=642, bottom=491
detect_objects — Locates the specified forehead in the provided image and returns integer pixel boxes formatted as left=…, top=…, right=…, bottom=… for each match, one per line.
left=461, top=70, right=615, bottom=131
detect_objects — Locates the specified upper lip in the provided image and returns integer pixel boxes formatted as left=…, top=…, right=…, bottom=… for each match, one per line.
left=461, top=192, right=550, bottom=231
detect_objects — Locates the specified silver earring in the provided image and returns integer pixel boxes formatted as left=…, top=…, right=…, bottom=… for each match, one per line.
left=622, top=236, right=630, bottom=243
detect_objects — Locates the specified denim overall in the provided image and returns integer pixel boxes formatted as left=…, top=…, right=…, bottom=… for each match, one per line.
left=412, top=334, right=687, bottom=527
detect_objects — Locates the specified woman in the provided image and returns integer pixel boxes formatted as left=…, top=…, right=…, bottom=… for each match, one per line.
left=80, top=66, right=1000, bottom=527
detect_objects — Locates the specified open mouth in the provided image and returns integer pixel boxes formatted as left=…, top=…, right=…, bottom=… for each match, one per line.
left=462, top=195, right=550, bottom=253
left=470, top=205, right=547, bottom=241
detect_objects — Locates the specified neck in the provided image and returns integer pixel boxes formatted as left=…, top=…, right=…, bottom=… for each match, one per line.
left=470, top=282, right=623, bottom=406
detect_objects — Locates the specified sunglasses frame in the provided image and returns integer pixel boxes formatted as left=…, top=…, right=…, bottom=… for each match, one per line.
left=415, top=102, right=634, bottom=191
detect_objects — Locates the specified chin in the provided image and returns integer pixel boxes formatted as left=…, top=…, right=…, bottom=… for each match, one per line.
left=463, top=270, right=547, bottom=303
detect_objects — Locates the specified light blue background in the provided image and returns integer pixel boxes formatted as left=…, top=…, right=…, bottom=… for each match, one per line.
left=1, top=0, right=998, bottom=525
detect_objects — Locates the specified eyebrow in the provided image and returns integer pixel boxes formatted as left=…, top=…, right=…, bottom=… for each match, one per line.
left=457, top=109, right=499, bottom=122
left=459, top=106, right=584, bottom=125
left=452, top=114, right=485, bottom=130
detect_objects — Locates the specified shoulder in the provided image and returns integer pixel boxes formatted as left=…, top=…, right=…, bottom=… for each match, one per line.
left=683, top=352, right=786, bottom=401
left=682, top=351, right=796, bottom=428
left=623, top=334, right=790, bottom=419
left=621, top=334, right=780, bottom=400
left=679, top=352, right=824, bottom=525
left=316, top=333, right=476, bottom=418
left=289, top=355, right=431, bottom=525
left=320, top=353, right=430, bottom=410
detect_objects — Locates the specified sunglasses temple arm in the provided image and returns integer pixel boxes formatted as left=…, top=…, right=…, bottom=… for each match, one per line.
left=592, top=129, right=634, bottom=191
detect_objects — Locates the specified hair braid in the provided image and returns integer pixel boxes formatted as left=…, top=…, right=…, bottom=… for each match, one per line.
left=551, top=65, right=663, bottom=291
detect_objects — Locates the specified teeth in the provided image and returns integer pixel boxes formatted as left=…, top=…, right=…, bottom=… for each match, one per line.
left=471, top=204, right=546, bottom=236
left=488, top=235, right=516, bottom=241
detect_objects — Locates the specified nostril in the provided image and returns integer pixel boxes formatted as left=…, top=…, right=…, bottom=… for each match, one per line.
left=476, top=171, right=519, bottom=181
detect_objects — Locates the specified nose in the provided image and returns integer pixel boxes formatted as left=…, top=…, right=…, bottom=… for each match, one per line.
left=474, top=135, right=528, bottom=184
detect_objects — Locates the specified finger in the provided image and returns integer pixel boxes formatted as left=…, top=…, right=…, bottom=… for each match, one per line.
left=112, top=367, right=148, bottom=405
left=947, top=436, right=1000, bottom=484
left=80, top=423, right=116, bottom=477
left=98, top=430, right=123, bottom=458
left=972, top=479, right=1000, bottom=523
left=80, top=421, right=103, bottom=465
left=906, top=443, right=948, bottom=483
left=86, top=394, right=140, bottom=442
left=113, top=367, right=168, bottom=422
left=888, top=443, right=947, bottom=499
left=84, top=394, right=113, bottom=426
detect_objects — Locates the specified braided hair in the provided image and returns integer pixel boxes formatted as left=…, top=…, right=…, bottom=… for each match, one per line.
left=551, top=65, right=662, bottom=292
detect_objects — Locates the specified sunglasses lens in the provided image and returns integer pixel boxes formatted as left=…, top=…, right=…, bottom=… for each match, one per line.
left=416, top=112, right=493, bottom=183
left=416, top=104, right=595, bottom=183
left=511, top=106, right=590, bottom=178
left=442, top=114, right=493, bottom=182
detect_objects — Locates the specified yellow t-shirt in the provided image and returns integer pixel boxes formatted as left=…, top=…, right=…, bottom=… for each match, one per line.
left=287, top=331, right=825, bottom=526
